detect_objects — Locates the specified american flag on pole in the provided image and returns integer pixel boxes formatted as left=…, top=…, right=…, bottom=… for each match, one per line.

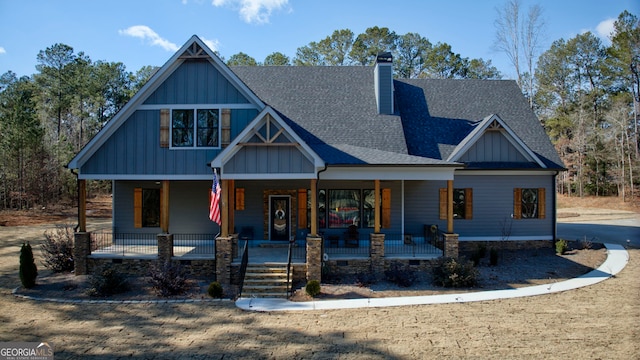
left=209, top=169, right=221, bottom=225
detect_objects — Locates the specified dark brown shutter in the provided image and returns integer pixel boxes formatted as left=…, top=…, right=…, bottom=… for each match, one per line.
left=382, top=188, right=391, bottom=228
left=513, top=188, right=522, bottom=219
left=298, top=189, right=307, bottom=228
left=160, top=109, right=169, bottom=148
left=465, top=188, right=473, bottom=219
left=134, top=188, right=142, bottom=228
left=235, top=188, right=245, bottom=211
left=439, top=188, right=447, bottom=220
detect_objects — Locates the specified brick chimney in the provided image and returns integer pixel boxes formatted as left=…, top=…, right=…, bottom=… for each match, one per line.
left=374, top=52, right=393, bottom=115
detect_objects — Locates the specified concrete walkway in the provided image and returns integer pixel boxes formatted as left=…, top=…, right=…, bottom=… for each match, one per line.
left=236, top=243, right=629, bottom=312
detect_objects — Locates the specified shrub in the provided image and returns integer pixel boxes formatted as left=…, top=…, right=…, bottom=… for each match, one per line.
left=41, top=225, right=74, bottom=272
left=19, top=242, right=38, bottom=289
left=489, top=248, right=499, bottom=266
left=208, top=281, right=223, bottom=298
left=355, top=272, right=377, bottom=287
left=148, top=261, right=190, bottom=297
left=432, top=257, right=478, bottom=288
left=305, top=280, right=321, bottom=297
left=555, top=239, right=568, bottom=255
left=384, top=265, right=416, bottom=287
left=87, top=264, right=129, bottom=297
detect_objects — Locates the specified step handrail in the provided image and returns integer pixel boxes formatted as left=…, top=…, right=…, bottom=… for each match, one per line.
left=238, top=239, right=249, bottom=298
left=286, top=238, right=294, bottom=298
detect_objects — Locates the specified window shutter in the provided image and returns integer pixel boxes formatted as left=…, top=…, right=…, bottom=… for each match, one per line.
left=235, top=188, right=245, bottom=211
left=382, top=188, right=391, bottom=228
left=298, top=189, right=307, bottom=228
left=160, top=109, right=169, bottom=148
left=513, top=188, right=522, bottom=219
left=465, top=188, right=473, bottom=219
left=538, top=188, right=546, bottom=219
left=134, top=188, right=142, bottom=228
left=439, top=188, right=447, bottom=220
left=221, top=109, right=231, bottom=148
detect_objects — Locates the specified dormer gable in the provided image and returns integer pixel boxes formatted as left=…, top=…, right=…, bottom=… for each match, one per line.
left=447, top=114, right=546, bottom=168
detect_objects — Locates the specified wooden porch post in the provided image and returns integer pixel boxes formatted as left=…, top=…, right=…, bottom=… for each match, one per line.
left=374, top=179, right=381, bottom=233
left=78, top=179, right=87, bottom=232
left=161, top=180, right=170, bottom=233
left=228, top=179, right=235, bottom=234
left=221, top=179, right=229, bottom=237
left=310, top=179, right=317, bottom=236
left=447, top=180, right=454, bottom=233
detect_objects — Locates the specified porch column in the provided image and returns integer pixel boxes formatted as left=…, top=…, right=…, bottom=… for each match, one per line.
left=370, top=233, right=385, bottom=276
left=310, top=178, right=317, bottom=236
left=73, top=231, right=91, bottom=275
left=78, top=179, right=86, bottom=232
left=157, top=233, right=174, bottom=263
left=374, top=179, right=381, bottom=233
left=228, top=180, right=235, bottom=234
left=306, top=235, right=322, bottom=281
left=215, top=236, right=233, bottom=286
left=447, top=180, right=454, bottom=233
left=221, top=179, right=229, bottom=237
left=161, top=180, right=170, bottom=233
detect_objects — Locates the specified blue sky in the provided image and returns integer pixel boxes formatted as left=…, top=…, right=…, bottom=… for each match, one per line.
left=0, top=0, right=637, bottom=80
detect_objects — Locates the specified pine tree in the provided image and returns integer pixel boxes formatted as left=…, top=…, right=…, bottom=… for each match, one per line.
left=19, top=242, right=38, bottom=288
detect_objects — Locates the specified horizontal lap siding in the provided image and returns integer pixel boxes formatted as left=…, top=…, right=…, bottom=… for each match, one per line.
left=114, top=180, right=219, bottom=234
left=404, top=175, right=553, bottom=240
left=452, top=174, right=552, bottom=239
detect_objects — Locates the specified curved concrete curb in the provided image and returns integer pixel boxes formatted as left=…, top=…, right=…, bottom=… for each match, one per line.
left=236, top=243, right=629, bottom=312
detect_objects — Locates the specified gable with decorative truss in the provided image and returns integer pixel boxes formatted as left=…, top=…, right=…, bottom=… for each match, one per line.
left=213, top=107, right=324, bottom=178
left=447, top=114, right=546, bottom=167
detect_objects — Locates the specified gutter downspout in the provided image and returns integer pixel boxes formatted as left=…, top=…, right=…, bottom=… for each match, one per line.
left=553, top=170, right=559, bottom=243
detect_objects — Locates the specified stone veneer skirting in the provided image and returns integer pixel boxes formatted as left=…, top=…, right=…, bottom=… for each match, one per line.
left=459, top=240, right=554, bottom=253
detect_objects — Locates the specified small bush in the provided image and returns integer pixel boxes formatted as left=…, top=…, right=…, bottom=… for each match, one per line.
left=432, top=257, right=478, bottom=288
left=41, top=225, right=74, bottom=272
left=355, top=272, right=377, bottom=287
left=489, top=248, right=499, bottom=266
left=384, top=265, right=416, bottom=287
left=305, top=280, right=321, bottom=297
left=148, top=261, right=190, bottom=297
left=208, top=281, right=223, bottom=298
left=19, top=242, right=38, bottom=289
left=556, top=239, right=568, bottom=255
left=87, top=264, right=129, bottom=297
left=579, top=236, right=593, bottom=250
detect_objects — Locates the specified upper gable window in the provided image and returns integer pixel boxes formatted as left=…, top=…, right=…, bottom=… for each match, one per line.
left=171, top=109, right=219, bottom=148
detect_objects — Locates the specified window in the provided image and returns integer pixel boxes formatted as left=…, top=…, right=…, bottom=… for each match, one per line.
left=313, top=189, right=390, bottom=229
left=134, top=188, right=161, bottom=228
left=513, top=188, right=545, bottom=219
left=329, top=190, right=360, bottom=228
left=171, top=109, right=219, bottom=148
left=440, top=188, right=473, bottom=220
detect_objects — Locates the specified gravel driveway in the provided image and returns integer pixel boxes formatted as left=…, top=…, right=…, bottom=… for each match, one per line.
left=0, top=218, right=638, bottom=359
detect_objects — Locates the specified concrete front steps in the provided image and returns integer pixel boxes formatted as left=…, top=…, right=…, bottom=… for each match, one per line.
left=241, top=264, right=292, bottom=298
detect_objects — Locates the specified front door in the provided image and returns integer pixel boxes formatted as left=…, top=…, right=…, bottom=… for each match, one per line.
left=270, top=196, right=290, bottom=241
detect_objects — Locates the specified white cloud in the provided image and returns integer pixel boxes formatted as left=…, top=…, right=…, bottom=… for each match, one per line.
left=201, top=37, right=220, bottom=52
left=596, top=18, right=616, bottom=41
left=212, top=0, right=289, bottom=24
left=118, top=25, right=179, bottom=52
left=0, top=47, right=6, bottom=54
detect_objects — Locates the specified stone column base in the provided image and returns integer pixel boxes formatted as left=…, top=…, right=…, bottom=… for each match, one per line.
left=306, top=235, right=322, bottom=282
left=73, top=232, right=91, bottom=276
left=444, top=233, right=459, bottom=259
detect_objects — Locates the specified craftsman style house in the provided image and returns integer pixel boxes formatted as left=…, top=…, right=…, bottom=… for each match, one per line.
left=68, top=35, right=564, bottom=288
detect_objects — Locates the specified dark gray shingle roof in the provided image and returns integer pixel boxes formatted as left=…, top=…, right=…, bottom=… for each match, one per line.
left=231, top=66, right=564, bottom=169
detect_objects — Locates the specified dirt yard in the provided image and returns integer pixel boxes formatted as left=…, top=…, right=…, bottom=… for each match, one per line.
left=0, top=195, right=639, bottom=358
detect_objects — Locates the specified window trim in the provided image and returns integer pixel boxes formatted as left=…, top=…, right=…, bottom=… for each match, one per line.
left=170, top=107, right=221, bottom=149
left=440, top=188, right=473, bottom=220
